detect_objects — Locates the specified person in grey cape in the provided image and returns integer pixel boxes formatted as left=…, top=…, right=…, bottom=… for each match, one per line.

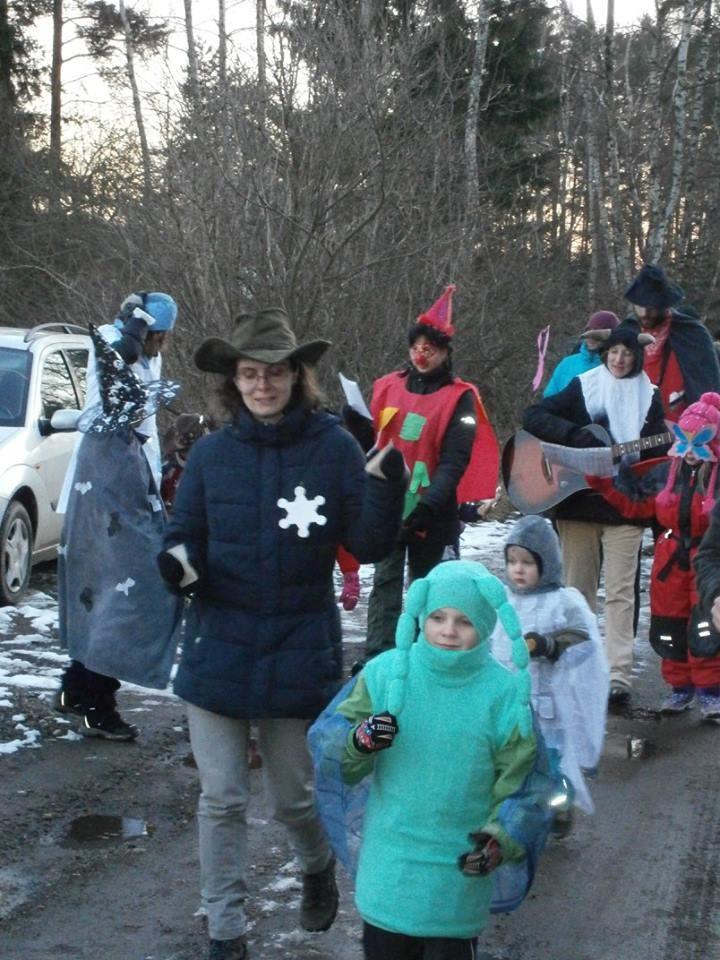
left=54, top=292, right=183, bottom=741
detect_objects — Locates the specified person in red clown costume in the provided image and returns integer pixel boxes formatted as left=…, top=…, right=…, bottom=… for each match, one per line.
left=587, top=392, right=720, bottom=721
left=364, top=285, right=499, bottom=657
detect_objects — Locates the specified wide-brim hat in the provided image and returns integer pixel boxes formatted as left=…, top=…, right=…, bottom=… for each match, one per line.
left=625, top=264, right=683, bottom=309
left=195, top=308, right=330, bottom=374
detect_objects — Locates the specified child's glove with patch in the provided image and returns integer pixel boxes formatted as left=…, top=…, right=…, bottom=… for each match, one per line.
left=352, top=713, right=398, bottom=753
left=524, top=631, right=559, bottom=661
left=365, top=443, right=406, bottom=482
left=458, top=832, right=502, bottom=877
left=339, top=571, right=361, bottom=611
left=157, top=543, right=199, bottom=596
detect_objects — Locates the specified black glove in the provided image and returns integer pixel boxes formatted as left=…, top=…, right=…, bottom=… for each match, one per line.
left=457, top=832, right=502, bottom=877
left=120, top=312, right=151, bottom=344
left=157, top=549, right=196, bottom=596
left=353, top=713, right=399, bottom=753
left=365, top=444, right=406, bottom=482
left=524, top=631, right=559, bottom=661
left=571, top=426, right=606, bottom=448
left=342, top=405, right=375, bottom=453
left=399, top=502, right=434, bottom=543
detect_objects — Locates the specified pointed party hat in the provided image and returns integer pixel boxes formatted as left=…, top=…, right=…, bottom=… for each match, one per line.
left=416, top=284, right=456, bottom=337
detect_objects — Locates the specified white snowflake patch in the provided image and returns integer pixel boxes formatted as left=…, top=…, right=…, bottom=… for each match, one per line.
left=74, top=481, right=92, bottom=495
left=277, top=486, right=327, bottom=538
left=115, top=577, right=136, bottom=596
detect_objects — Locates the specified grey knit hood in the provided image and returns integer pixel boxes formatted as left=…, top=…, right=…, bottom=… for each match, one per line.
left=504, top=515, right=564, bottom=593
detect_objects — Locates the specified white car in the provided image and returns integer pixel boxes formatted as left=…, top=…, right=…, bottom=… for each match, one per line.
left=0, top=323, right=91, bottom=605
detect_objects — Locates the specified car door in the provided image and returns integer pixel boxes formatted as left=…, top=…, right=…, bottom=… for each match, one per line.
left=27, top=346, right=85, bottom=551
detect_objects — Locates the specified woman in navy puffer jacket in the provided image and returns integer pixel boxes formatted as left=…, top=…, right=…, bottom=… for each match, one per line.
left=158, top=308, right=404, bottom=960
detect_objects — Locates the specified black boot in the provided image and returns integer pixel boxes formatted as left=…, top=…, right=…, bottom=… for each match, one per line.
left=300, top=856, right=339, bottom=932
left=53, top=688, right=86, bottom=718
left=80, top=695, right=138, bottom=741
left=208, top=936, right=248, bottom=960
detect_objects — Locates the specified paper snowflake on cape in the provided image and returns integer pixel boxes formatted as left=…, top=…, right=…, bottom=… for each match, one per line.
left=278, top=485, right=327, bottom=538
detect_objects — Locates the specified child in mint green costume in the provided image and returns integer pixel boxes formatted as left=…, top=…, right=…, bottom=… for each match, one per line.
left=335, top=560, right=537, bottom=959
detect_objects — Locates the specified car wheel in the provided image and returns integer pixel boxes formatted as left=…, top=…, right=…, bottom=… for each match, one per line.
left=0, top=501, right=33, bottom=606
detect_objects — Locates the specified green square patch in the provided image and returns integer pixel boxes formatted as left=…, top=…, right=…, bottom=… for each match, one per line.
left=399, top=412, right=427, bottom=442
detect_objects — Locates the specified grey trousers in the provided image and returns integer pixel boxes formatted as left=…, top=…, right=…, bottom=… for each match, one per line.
left=186, top=704, right=333, bottom=940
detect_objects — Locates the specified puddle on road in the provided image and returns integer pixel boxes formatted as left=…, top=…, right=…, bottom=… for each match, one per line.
left=62, top=815, right=153, bottom=848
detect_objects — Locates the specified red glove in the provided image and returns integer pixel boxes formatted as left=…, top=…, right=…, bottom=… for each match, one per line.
left=339, top=571, right=361, bottom=611
left=585, top=474, right=612, bottom=492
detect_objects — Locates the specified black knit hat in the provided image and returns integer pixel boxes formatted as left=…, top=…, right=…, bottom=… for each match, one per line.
left=599, top=323, right=655, bottom=378
left=625, top=264, right=683, bottom=309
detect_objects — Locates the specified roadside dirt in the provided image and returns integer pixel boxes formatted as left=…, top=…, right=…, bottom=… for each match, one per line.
left=2, top=538, right=720, bottom=960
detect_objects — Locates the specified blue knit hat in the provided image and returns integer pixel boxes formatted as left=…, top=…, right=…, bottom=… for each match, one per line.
left=387, top=560, right=531, bottom=715
left=117, top=291, right=178, bottom=332
left=625, top=264, right=683, bottom=309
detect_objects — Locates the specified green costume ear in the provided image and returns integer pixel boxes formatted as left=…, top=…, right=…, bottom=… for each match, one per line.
left=388, top=579, right=429, bottom=716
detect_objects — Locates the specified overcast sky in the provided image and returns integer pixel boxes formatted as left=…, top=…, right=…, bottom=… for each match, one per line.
left=34, top=0, right=659, bottom=143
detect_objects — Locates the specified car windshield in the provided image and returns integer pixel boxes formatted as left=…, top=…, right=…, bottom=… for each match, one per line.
left=0, top=347, right=32, bottom=427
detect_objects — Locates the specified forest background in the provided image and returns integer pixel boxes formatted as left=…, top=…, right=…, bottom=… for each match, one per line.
left=2, top=0, right=719, bottom=434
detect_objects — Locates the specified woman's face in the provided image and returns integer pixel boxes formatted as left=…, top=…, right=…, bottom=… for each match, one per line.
left=234, top=358, right=296, bottom=422
left=605, top=344, right=635, bottom=379
left=409, top=335, right=448, bottom=373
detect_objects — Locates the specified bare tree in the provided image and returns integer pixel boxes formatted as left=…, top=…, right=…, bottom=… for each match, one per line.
left=647, top=0, right=694, bottom=261
left=183, top=0, right=199, bottom=105
left=218, top=0, right=226, bottom=87
left=117, top=0, right=151, bottom=197
left=49, top=0, right=63, bottom=201
left=464, top=0, right=490, bottom=223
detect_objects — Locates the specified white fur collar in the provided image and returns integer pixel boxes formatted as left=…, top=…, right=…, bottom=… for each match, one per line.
left=579, top=365, right=654, bottom=447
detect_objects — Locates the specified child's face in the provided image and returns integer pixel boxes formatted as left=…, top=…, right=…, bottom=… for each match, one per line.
left=506, top=545, right=540, bottom=590
left=424, top=606, right=480, bottom=651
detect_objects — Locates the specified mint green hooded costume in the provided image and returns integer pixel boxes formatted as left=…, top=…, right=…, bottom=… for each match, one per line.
left=337, top=560, right=536, bottom=939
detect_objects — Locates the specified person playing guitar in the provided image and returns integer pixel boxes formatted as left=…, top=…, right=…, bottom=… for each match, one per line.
left=521, top=323, right=669, bottom=707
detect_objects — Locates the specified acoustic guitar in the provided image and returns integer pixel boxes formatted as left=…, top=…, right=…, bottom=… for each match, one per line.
left=501, top=426, right=672, bottom=515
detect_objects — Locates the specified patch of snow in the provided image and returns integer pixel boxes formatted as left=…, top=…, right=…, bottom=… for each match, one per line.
left=0, top=675, right=60, bottom=690
left=264, top=876, right=302, bottom=893
left=0, top=729, right=41, bottom=754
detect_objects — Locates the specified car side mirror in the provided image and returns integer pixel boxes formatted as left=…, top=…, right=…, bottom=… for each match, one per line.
left=44, top=409, right=82, bottom=434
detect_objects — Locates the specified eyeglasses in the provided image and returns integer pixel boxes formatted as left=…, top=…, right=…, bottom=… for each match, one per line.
left=410, top=342, right=439, bottom=359
left=235, top=364, right=292, bottom=386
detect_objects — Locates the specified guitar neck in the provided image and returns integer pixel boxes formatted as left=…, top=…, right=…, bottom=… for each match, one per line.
left=611, top=431, right=672, bottom=459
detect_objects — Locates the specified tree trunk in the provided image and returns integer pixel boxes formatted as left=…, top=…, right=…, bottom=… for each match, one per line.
left=0, top=0, right=16, bottom=133
left=647, top=0, right=693, bottom=262
left=49, top=0, right=63, bottom=205
left=645, top=7, right=667, bottom=261
left=183, top=0, right=200, bottom=105
left=602, top=0, right=630, bottom=286
left=256, top=0, right=266, bottom=128
left=118, top=0, right=152, bottom=199
left=678, top=0, right=711, bottom=263
left=218, top=0, right=227, bottom=87
left=464, top=0, right=490, bottom=224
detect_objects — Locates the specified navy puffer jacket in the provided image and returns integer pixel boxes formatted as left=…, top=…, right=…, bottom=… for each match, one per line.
left=165, top=404, right=404, bottom=719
